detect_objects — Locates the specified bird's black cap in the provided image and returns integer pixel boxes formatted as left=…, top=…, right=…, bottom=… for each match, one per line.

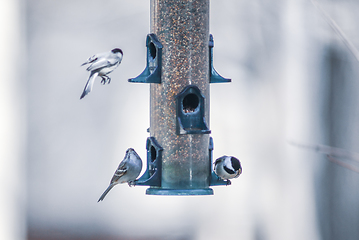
left=231, top=157, right=241, bottom=171
left=112, top=48, right=123, bottom=55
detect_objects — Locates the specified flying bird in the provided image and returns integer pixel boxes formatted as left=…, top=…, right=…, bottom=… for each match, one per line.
left=80, top=48, right=123, bottom=99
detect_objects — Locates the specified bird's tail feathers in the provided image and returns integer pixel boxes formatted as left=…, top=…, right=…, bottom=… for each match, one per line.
left=98, top=184, right=115, bottom=202
left=80, top=72, right=98, bottom=99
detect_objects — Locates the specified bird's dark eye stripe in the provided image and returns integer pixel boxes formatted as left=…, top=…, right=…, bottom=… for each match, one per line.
left=111, top=48, right=123, bottom=54
left=224, top=166, right=235, bottom=174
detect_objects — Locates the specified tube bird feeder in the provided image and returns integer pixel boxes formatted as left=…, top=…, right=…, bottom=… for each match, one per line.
left=130, top=0, right=231, bottom=195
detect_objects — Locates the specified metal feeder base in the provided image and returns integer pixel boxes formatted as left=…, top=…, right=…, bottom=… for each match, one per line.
left=146, top=188, right=213, bottom=196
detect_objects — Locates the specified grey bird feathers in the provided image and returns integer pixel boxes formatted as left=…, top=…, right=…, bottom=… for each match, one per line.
left=80, top=48, right=123, bottom=99
left=98, top=148, right=142, bottom=202
left=214, top=155, right=242, bottom=181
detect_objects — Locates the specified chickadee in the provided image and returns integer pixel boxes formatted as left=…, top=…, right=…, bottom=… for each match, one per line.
left=214, top=156, right=242, bottom=184
left=80, top=48, right=123, bottom=99
left=98, top=148, right=142, bottom=202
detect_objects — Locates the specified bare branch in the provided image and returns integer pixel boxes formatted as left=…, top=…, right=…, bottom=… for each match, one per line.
left=289, top=141, right=359, bottom=162
left=327, top=155, right=359, bottom=173
left=311, top=0, right=359, bottom=61
left=289, top=141, right=359, bottom=173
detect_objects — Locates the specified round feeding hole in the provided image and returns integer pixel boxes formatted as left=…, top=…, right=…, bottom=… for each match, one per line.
left=149, top=42, right=156, bottom=59
left=183, top=93, right=199, bottom=113
left=150, top=146, right=157, bottom=162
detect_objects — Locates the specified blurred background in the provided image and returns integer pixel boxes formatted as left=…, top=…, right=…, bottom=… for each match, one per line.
left=2, top=0, right=359, bottom=239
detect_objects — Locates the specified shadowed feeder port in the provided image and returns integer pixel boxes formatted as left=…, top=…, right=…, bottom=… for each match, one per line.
left=149, top=145, right=157, bottom=175
left=128, top=34, right=162, bottom=83
left=149, top=42, right=156, bottom=60
left=150, top=145, right=157, bottom=162
left=148, top=42, right=157, bottom=73
left=134, top=137, right=162, bottom=187
left=183, top=93, right=199, bottom=113
left=176, top=85, right=211, bottom=135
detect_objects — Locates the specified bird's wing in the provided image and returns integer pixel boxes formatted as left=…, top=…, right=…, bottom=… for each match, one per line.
left=80, top=72, right=98, bottom=99
left=117, top=158, right=128, bottom=170
left=81, top=52, right=108, bottom=66
left=86, top=57, right=119, bottom=72
left=110, top=168, right=127, bottom=183
left=81, top=56, right=96, bottom=66
left=214, top=156, right=226, bottom=166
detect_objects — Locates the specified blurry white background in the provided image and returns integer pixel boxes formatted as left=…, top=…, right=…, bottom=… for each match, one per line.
left=2, top=0, right=359, bottom=239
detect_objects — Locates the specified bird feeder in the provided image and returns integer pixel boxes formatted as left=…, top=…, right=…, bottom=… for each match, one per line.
left=130, top=0, right=231, bottom=195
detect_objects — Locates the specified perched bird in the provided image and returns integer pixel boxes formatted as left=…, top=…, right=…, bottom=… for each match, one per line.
left=98, top=148, right=142, bottom=202
left=80, top=48, right=123, bottom=99
left=214, top=156, right=242, bottom=183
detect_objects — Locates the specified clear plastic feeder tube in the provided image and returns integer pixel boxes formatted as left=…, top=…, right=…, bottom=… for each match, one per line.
left=148, top=0, right=212, bottom=194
